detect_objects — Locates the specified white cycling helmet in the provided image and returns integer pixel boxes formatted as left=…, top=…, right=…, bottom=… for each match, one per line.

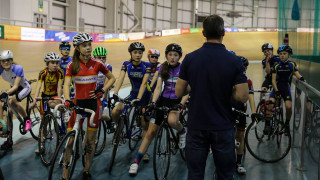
left=44, top=52, right=60, bottom=62
left=0, top=50, right=14, bottom=60
left=72, top=32, right=93, bottom=47
left=148, top=49, right=160, bottom=57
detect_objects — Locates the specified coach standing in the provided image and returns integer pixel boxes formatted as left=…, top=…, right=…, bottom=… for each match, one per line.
left=176, top=15, right=249, bottom=180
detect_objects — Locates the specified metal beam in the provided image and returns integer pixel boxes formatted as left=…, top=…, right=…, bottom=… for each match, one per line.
left=171, top=0, right=178, bottom=28
left=134, top=0, right=143, bottom=31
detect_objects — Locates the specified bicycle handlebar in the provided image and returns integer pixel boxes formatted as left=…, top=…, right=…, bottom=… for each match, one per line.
left=232, top=108, right=251, bottom=117
left=30, top=97, right=65, bottom=110
left=74, top=106, right=96, bottom=127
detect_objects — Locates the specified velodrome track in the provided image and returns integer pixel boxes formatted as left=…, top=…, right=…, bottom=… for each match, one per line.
left=2, top=32, right=311, bottom=180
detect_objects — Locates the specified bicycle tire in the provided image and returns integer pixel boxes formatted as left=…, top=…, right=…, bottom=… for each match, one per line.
left=245, top=116, right=291, bottom=163
left=276, top=110, right=284, bottom=146
left=255, top=100, right=267, bottom=140
left=48, top=130, right=79, bottom=180
left=29, top=104, right=41, bottom=141
left=108, top=118, right=124, bottom=173
left=94, top=120, right=107, bottom=156
left=39, top=112, right=60, bottom=166
left=153, top=123, right=171, bottom=180
left=128, top=106, right=142, bottom=151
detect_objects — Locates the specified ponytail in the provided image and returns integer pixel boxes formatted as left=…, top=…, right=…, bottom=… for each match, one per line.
left=72, top=48, right=81, bottom=75
left=160, top=61, right=170, bottom=81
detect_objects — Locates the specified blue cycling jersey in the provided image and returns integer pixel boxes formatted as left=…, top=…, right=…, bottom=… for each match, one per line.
left=59, top=57, right=72, bottom=76
left=262, top=55, right=281, bottom=70
left=121, top=61, right=151, bottom=95
left=271, top=60, right=298, bottom=88
left=97, top=63, right=112, bottom=90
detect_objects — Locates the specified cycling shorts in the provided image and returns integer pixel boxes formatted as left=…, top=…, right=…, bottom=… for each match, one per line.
left=150, top=97, right=181, bottom=126
left=67, top=99, right=102, bottom=131
left=40, top=93, right=57, bottom=115
left=270, top=85, right=292, bottom=101
left=11, top=85, right=31, bottom=102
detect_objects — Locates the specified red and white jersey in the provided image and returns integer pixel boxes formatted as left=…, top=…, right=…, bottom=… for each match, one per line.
left=65, top=57, right=110, bottom=100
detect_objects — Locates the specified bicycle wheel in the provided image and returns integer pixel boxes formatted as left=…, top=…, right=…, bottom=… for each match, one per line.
left=308, top=124, right=320, bottom=163
left=29, top=104, right=41, bottom=141
left=128, top=107, right=142, bottom=151
left=109, top=118, right=124, bottom=173
left=275, top=110, right=284, bottom=146
left=94, top=120, right=107, bottom=156
left=153, top=123, right=171, bottom=180
left=39, top=112, right=60, bottom=166
left=255, top=100, right=267, bottom=140
left=245, top=113, right=291, bottom=163
left=48, top=130, right=79, bottom=180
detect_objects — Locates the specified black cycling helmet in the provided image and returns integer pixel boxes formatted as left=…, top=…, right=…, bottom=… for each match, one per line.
left=165, top=43, right=183, bottom=57
left=59, top=41, right=71, bottom=49
left=261, top=43, right=273, bottom=52
left=128, top=42, right=145, bottom=52
left=239, top=56, right=249, bottom=67
left=277, top=45, right=293, bottom=54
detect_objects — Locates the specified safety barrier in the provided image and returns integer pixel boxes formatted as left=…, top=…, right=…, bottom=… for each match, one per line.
left=292, top=76, right=320, bottom=180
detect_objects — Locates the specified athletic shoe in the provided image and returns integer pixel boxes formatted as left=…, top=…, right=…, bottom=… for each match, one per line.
left=142, top=153, right=150, bottom=162
left=129, top=163, right=139, bottom=175
left=237, top=164, right=246, bottom=174
left=25, top=119, right=31, bottom=131
left=178, top=132, right=186, bottom=149
left=82, top=171, right=92, bottom=180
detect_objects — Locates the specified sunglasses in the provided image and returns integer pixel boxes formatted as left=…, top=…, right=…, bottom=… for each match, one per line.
left=60, top=47, right=70, bottom=50
left=97, top=56, right=106, bottom=60
left=151, top=55, right=159, bottom=59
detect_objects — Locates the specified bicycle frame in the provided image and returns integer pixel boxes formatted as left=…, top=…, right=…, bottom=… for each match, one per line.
left=57, top=107, right=95, bottom=166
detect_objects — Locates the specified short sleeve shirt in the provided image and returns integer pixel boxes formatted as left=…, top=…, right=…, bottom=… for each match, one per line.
left=179, top=42, right=247, bottom=131
left=65, top=58, right=110, bottom=100
left=38, top=68, right=64, bottom=95
left=0, top=64, right=29, bottom=88
left=121, top=61, right=151, bottom=95
left=271, top=60, right=298, bottom=88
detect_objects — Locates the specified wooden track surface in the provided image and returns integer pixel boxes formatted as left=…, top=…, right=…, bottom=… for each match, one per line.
left=0, top=32, right=278, bottom=94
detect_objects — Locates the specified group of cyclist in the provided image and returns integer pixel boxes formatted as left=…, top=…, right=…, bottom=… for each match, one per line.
left=0, top=30, right=306, bottom=179
left=0, top=32, right=189, bottom=179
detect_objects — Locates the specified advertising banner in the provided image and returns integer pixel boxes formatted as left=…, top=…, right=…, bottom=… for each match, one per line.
left=91, top=33, right=105, bottom=42
left=0, top=25, right=4, bottom=39
left=4, top=25, right=21, bottom=40
left=21, top=27, right=45, bottom=41
left=104, top=33, right=125, bottom=42
left=145, top=31, right=162, bottom=38
left=225, top=28, right=239, bottom=32
left=45, top=30, right=77, bottom=41
left=190, top=28, right=200, bottom=33
left=162, top=29, right=181, bottom=36
left=128, top=32, right=145, bottom=41
left=180, top=28, right=190, bottom=34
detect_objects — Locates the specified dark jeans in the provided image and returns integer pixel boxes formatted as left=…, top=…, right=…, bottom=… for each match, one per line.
left=186, top=128, right=236, bottom=180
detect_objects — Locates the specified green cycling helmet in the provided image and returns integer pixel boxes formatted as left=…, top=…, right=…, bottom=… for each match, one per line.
left=93, top=46, right=108, bottom=56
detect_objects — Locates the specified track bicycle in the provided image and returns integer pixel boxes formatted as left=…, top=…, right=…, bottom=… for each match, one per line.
left=108, top=96, right=142, bottom=173
left=48, top=106, right=95, bottom=180
left=0, top=79, right=41, bottom=141
left=152, top=106, right=187, bottom=180
left=245, top=96, right=292, bottom=163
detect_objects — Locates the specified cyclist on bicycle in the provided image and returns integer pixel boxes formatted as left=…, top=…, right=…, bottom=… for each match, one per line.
left=92, top=46, right=114, bottom=132
left=266, top=45, right=305, bottom=135
left=231, top=55, right=257, bottom=174
left=59, top=41, right=75, bottom=100
left=112, top=42, right=151, bottom=141
left=34, top=52, right=64, bottom=113
left=147, top=48, right=161, bottom=91
left=0, top=50, right=32, bottom=150
left=260, top=43, right=280, bottom=99
left=128, top=43, right=188, bottom=176
left=62, top=33, right=116, bottom=180
left=34, top=52, right=64, bottom=154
